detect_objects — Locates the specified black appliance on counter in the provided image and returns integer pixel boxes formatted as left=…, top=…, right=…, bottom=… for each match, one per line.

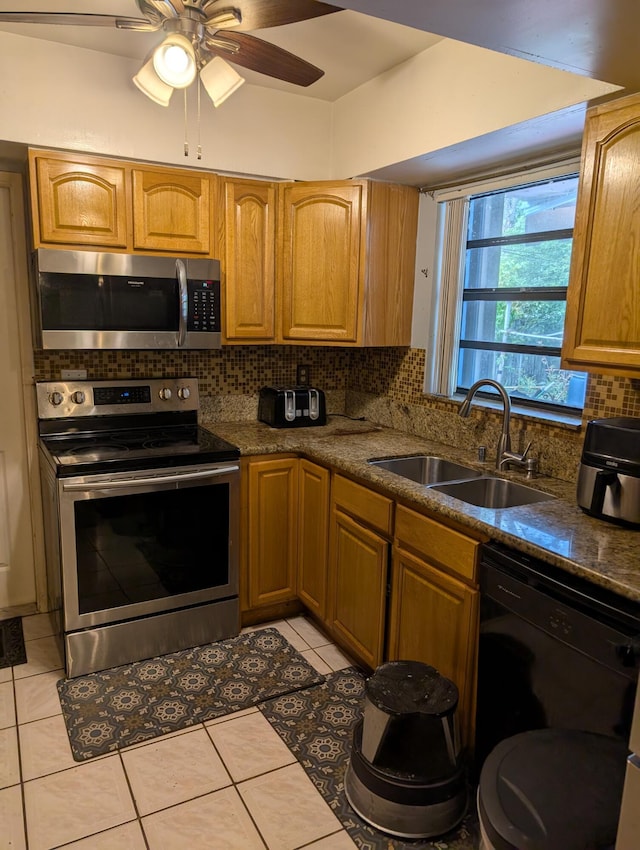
left=37, top=378, right=240, bottom=678
left=576, top=416, right=640, bottom=525
left=258, top=385, right=326, bottom=428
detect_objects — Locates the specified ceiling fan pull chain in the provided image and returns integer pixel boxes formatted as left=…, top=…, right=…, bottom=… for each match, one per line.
left=183, top=87, right=189, bottom=157
left=197, top=77, right=202, bottom=160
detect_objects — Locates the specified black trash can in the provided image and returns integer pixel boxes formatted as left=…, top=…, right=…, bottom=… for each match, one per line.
left=477, top=729, right=628, bottom=850
left=344, top=660, right=468, bottom=839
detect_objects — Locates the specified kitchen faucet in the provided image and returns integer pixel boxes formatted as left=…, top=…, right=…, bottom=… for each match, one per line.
left=458, top=379, right=534, bottom=472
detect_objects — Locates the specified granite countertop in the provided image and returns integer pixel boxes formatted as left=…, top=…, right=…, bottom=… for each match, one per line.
left=202, top=415, right=640, bottom=603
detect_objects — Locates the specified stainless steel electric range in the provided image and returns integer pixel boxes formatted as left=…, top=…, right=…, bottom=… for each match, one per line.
left=37, top=378, right=240, bottom=678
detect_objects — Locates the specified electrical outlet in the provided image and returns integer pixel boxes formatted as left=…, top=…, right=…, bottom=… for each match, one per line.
left=296, top=364, right=310, bottom=386
left=61, top=369, right=87, bottom=380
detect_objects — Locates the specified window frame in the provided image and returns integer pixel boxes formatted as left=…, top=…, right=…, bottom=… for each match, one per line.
left=427, top=160, right=584, bottom=418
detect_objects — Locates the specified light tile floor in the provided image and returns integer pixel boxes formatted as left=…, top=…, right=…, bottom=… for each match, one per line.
left=0, top=612, right=359, bottom=850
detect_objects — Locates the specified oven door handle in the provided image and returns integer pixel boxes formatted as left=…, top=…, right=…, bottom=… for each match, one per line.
left=62, top=465, right=239, bottom=491
left=177, top=258, right=188, bottom=347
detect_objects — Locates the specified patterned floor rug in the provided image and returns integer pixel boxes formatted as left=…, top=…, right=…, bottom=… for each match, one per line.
left=260, top=668, right=480, bottom=850
left=0, top=617, right=27, bottom=669
left=58, top=627, right=325, bottom=762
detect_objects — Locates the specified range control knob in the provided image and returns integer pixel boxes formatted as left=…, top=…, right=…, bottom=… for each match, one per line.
left=49, top=391, right=64, bottom=406
left=159, top=387, right=172, bottom=401
left=177, top=387, right=191, bottom=400
left=71, top=391, right=85, bottom=405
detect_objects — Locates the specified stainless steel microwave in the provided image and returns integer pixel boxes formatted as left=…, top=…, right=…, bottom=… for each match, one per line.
left=32, top=248, right=221, bottom=350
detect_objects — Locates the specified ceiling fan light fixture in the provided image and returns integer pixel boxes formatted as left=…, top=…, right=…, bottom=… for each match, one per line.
left=200, top=56, right=245, bottom=107
left=153, top=32, right=197, bottom=88
left=133, top=56, right=174, bottom=106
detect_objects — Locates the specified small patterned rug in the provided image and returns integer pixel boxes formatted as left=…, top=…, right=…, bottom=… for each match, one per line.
left=58, top=627, right=325, bottom=762
left=260, top=668, right=480, bottom=850
left=0, top=617, right=27, bottom=669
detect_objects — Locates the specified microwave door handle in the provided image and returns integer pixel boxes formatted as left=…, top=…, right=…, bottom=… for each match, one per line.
left=177, top=259, right=188, bottom=347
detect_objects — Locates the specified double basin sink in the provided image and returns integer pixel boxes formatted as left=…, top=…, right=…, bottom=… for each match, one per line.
left=368, top=455, right=555, bottom=509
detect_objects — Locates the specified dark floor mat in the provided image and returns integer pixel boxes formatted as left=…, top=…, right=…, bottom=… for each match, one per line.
left=0, top=617, right=27, bottom=669
left=58, top=627, right=325, bottom=761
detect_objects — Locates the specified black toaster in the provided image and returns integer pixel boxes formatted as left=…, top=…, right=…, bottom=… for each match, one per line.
left=258, top=386, right=327, bottom=428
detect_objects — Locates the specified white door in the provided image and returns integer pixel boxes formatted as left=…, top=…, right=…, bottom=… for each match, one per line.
left=0, top=172, right=45, bottom=612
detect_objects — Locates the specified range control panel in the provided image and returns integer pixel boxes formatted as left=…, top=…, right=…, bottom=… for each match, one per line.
left=188, top=280, right=220, bottom=333
left=36, top=378, right=199, bottom=419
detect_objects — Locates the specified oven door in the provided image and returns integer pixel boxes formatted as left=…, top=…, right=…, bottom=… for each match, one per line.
left=57, top=462, right=239, bottom=632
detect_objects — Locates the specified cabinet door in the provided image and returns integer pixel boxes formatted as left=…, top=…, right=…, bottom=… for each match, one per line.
left=328, top=507, right=388, bottom=669
left=246, top=457, right=298, bottom=608
left=562, top=92, right=640, bottom=376
left=132, top=168, right=212, bottom=254
left=223, top=178, right=275, bottom=341
left=30, top=152, right=128, bottom=248
left=279, top=181, right=364, bottom=343
left=362, top=181, right=418, bottom=346
left=297, top=460, right=330, bottom=621
left=388, top=547, right=479, bottom=746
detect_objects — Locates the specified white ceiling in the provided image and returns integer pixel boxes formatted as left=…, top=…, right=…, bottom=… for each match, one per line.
left=0, top=0, right=624, bottom=185
left=0, top=1, right=442, bottom=101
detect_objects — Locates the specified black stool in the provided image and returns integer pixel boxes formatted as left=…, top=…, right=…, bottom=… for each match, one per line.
left=344, top=660, right=468, bottom=839
left=477, top=729, right=628, bottom=850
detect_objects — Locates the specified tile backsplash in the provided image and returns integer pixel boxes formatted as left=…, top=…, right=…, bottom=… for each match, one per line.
left=34, top=346, right=640, bottom=484
left=33, top=347, right=351, bottom=396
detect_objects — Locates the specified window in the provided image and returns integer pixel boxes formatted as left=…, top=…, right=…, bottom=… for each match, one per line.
left=430, top=168, right=587, bottom=415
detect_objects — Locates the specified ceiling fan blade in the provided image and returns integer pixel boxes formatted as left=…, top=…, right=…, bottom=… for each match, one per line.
left=206, top=31, right=323, bottom=86
left=0, top=12, right=159, bottom=31
left=202, top=0, right=341, bottom=32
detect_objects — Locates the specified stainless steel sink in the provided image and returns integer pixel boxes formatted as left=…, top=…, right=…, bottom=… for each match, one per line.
left=429, top=476, right=556, bottom=509
left=368, top=455, right=482, bottom=485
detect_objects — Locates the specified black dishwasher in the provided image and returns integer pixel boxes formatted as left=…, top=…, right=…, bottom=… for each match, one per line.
left=475, top=542, right=640, bottom=771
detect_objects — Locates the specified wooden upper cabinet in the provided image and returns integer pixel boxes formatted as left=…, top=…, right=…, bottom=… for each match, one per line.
left=132, top=167, right=212, bottom=254
left=278, top=180, right=418, bottom=346
left=364, top=181, right=420, bottom=346
left=28, top=148, right=213, bottom=257
left=279, top=181, right=363, bottom=343
left=562, top=92, right=640, bottom=376
left=29, top=150, right=128, bottom=248
left=222, top=177, right=276, bottom=342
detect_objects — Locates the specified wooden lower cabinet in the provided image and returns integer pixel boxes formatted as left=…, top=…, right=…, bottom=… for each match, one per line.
left=297, top=460, right=330, bottom=620
left=242, top=456, right=298, bottom=612
left=388, top=546, right=479, bottom=747
left=328, top=507, right=389, bottom=669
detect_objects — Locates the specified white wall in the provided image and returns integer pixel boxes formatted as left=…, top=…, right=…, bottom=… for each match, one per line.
left=411, top=193, right=440, bottom=352
left=332, top=39, right=618, bottom=178
left=0, top=31, right=333, bottom=180
left=0, top=30, right=617, bottom=182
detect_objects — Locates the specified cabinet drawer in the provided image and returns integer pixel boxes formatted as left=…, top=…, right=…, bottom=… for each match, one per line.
left=395, top=505, right=480, bottom=583
left=332, top=474, right=393, bottom=536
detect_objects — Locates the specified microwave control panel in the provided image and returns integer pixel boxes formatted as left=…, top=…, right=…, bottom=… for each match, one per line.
left=188, top=279, right=220, bottom=333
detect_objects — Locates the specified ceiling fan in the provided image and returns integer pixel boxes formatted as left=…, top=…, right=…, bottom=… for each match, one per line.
left=0, top=1, right=343, bottom=107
